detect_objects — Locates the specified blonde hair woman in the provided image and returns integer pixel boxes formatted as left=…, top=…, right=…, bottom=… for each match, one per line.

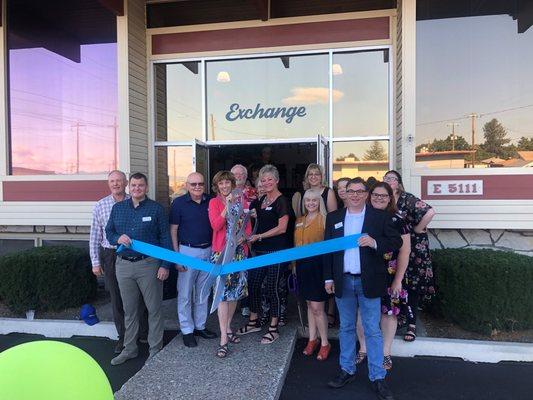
left=294, top=189, right=331, bottom=361
left=292, top=164, right=337, bottom=218
left=238, top=165, right=290, bottom=345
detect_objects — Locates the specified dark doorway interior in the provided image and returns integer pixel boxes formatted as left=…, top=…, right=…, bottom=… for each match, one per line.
left=208, top=142, right=317, bottom=198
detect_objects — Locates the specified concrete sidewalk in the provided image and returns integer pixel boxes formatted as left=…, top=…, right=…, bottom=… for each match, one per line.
left=115, top=317, right=298, bottom=400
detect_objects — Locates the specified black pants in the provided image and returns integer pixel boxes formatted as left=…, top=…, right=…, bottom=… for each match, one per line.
left=248, top=253, right=282, bottom=319
left=99, top=247, right=148, bottom=341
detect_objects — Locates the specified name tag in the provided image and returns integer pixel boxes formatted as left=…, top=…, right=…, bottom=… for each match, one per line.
left=334, top=222, right=343, bottom=229
left=142, top=216, right=152, bottom=222
left=265, top=207, right=273, bottom=211
left=296, top=222, right=303, bottom=227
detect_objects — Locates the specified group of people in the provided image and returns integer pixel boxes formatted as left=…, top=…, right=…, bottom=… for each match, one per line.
left=90, top=162, right=435, bottom=400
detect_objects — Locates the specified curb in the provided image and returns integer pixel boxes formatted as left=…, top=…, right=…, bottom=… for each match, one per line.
left=0, top=317, right=179, bottom=340
left=3, top=317, right=532, bottom=364
left=296, top=326, right=533, bottom=364
left=390, top=336, right=533, bottom=363
left=0, top=318, right=118, bottom=340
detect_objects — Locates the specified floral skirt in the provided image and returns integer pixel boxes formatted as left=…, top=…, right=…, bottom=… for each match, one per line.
left=210, top=246, right=248, bottom=302
left=381, top=258, right=410, bottom=317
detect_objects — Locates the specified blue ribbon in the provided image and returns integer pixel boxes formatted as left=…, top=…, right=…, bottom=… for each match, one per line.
left=117, top=241, right=214, bottom=273
left=117, top=233, right=363, bottom=275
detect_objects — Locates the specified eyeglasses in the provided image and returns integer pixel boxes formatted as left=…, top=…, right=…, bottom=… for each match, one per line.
left=308, top=173, right=322, bottom=177
left=383, top=176, right=398, bottom=182
left=346, top=189, right=367, bottom=196
left=371, top=193, right=390, bottom=199
left=188, top=182, right=205, bottom=187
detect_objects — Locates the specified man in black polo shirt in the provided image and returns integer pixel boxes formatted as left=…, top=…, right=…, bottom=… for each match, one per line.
left=170, top=172, right=217, bottom=347
left=106, top=172, right=172, bottom=365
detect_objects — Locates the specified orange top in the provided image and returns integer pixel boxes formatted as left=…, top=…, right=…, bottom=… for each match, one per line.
left=293, top=214, right=325, bottom=247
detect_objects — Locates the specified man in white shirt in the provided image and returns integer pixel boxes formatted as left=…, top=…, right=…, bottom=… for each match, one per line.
left=323, top=177, right=401, bottom=400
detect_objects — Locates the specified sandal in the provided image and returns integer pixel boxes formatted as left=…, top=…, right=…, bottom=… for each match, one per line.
left=355, top=351, right=367, bottom=365
left=278, top=315, right=287, bottom=327
left=383, top=355, right=393, bottom=370
left=327, top=313, right=336, bottom=328
left=227, top=332, right=241, bottom=344
left=260, top=325, right=279, bottom=345
left=302, top=339, right=319, bottom=356
left=237, top=318, right=261, bottom=335
left=404, top=325, right=417, bottom=342
left=216, top=344, right=229, bottom=358
left=317, top=343, right=331, bottom=361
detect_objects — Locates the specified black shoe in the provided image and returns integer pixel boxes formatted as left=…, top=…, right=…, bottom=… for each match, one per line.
left=373, top=379, right=394, bottom=400
left=194, top=328, right=217, bottom=339
left=182, top=333, right=198, bottom=347
left=328, top=370, right=356, bottom=389
left=114, top=340, right=124, bottom=354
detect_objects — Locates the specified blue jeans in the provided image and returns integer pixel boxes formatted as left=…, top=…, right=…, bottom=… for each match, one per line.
left=335, top=275, right=386, bottom=381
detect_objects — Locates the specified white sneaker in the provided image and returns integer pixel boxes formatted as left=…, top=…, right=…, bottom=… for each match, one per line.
left=241, top=307, right=250, bottom=317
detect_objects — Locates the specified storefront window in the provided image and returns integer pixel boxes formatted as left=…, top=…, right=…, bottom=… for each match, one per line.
left=155, top=146, right=193, bottom=206
left=332, top=140, right=389, bottom=181
left=154, top=62, right=203, bottom=141
left=7, top=1, right=118, bottom=175
left=417, top=0, right=533, bottom=169
left=333, top=50, right=389, bottom=137
left=206, top=54, right=329, bottom=140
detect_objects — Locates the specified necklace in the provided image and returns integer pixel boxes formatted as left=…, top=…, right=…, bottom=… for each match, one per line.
left=262, top=194, right=277, bottom=207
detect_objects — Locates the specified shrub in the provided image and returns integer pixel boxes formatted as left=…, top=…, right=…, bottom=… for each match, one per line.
left=432, top=248, right=533, bottom=335
left=0, top=246, right=97, bottom=313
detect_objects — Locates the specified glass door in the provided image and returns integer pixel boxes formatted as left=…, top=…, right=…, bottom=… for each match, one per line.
left=193, top=139, right=210, bottom=190
left=317, top=134, right=330, bottom=185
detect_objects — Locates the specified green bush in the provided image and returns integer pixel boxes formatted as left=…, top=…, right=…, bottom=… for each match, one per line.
left=0, top=246, right=97, bottom=313
left=432, top=248, right=533, bottom=335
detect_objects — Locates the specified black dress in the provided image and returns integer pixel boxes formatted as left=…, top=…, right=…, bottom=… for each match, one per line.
left=294, top=214, right=327, bottom=302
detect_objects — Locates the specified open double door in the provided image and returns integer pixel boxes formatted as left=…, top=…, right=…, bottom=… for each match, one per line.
left=192, top=135, right=330, bottom=191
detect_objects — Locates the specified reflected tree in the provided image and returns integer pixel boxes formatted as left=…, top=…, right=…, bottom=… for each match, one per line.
left=481, top=118, right=512, bottom=158
left=363, top=141, right=387, bottom=160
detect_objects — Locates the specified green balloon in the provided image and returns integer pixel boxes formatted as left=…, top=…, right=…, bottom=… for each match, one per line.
left=0, top=340, right=113, bottom=400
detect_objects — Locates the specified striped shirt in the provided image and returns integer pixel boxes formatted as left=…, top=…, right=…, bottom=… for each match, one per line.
left=90, top=194, right=130, bottom=267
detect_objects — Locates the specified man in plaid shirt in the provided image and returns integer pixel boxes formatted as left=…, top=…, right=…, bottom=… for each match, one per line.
left=90, top=170, right=147, bottom=354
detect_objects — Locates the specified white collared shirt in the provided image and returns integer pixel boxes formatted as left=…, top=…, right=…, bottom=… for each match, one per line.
left=343, top=206, right=366, bottom=274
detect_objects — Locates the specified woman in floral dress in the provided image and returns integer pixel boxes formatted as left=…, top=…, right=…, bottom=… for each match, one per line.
left=208, top=171, right=251, bottom=358
left=384, top=170, right=436, bottom=342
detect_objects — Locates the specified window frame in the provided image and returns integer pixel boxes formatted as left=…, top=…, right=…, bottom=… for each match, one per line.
left=149, top=45, right=395, bottom=187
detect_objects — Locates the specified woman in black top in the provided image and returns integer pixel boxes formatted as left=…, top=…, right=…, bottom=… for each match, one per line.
left=291, top=163, right=338, bottom=218
left=237, top=164, right=289, bottom=344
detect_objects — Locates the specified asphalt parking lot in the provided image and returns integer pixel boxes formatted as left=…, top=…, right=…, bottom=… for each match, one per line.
left=0, top=331, right=178, bottom=393
left=280, top=339, right=533, bottom=400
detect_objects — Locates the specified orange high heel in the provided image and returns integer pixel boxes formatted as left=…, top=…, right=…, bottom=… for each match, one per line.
left=302, top=339, right=319, bottom=356
left=317, top=343, right=331, bottom=361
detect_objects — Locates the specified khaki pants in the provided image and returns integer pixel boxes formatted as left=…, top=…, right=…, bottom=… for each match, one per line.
left=99, top=247, right=148, bottom=342
left=116, top=257, right=163, bottom=355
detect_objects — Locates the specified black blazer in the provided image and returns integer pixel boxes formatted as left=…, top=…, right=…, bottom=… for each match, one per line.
left=323, top=206, right=402, bottom=299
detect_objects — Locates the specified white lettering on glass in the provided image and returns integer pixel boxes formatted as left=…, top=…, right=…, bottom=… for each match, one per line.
left=225, top=103, right=307, bottom=124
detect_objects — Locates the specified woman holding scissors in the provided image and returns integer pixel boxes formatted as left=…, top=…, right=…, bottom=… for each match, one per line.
left=209, top=170, right=252, bottom=358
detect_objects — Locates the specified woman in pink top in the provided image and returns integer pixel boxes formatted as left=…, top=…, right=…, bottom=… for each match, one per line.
left=208, top=170, right=252, bottom=358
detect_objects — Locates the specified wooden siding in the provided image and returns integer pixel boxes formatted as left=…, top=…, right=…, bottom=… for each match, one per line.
left=0, top=203, right=95, bottom=226
left=2, top=181, right=108, bottom=201
left=128, top=0, right=149, bottom=175
left=151, top=17, right=390, bottom=55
